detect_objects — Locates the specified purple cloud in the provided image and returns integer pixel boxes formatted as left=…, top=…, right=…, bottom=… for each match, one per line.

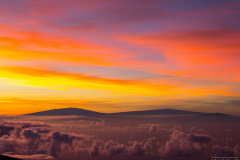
left=159, top=130, right=211, bottom=157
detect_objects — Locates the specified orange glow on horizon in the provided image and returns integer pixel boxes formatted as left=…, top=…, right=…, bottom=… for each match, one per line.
left=0, top=0, right=239, bottom=115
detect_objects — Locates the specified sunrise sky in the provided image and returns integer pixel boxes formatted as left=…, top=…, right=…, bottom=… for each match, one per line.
left=0, top=0, right=240, bottom=115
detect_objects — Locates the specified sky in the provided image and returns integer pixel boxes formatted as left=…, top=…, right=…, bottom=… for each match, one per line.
left=0, top=0, right=240, bottom=115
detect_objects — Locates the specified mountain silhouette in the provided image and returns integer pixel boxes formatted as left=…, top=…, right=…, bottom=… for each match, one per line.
left=24, top=108, right=235, bottom=117
left=25, top=107, right=105, bottom=116
left=111, top=109, right=201, bottom=115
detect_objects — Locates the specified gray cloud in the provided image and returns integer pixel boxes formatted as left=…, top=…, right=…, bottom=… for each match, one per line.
left=89, top=141, right=101, bottom=157
left=103, top=140, right=125, bottom=155
left=159, top=130, right=211, bottom=157
left=211, top=144, right=240, bottom=157
left=126, top=137, right=156, bottom=156
left=149, top=125, right=157, bottom=132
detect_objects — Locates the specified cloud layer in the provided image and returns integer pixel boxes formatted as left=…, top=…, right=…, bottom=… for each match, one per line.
left=1, top=118, right=239, bottom=160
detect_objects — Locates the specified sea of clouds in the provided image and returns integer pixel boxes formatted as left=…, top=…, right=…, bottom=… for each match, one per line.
left=0, top=115, right=240, bottom=160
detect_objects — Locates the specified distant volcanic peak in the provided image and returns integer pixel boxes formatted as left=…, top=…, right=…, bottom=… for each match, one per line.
left=197, top=112, right=234, bottom=117
left=25, top=107, right=104, bottom=116
left=23, top=108, right=234, bottom=118
left=110, top=109, right=201, bottom=115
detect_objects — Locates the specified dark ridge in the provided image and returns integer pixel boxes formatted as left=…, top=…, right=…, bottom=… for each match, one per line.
left=23, top=108, right=235, bottom=118
left=110, top=109, right=202, bottom=115
left=25, top=107, right=105, bottom=116
left=197, top=112, right=235, bottom=117
left=0, top=155, right=21, bottom=160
